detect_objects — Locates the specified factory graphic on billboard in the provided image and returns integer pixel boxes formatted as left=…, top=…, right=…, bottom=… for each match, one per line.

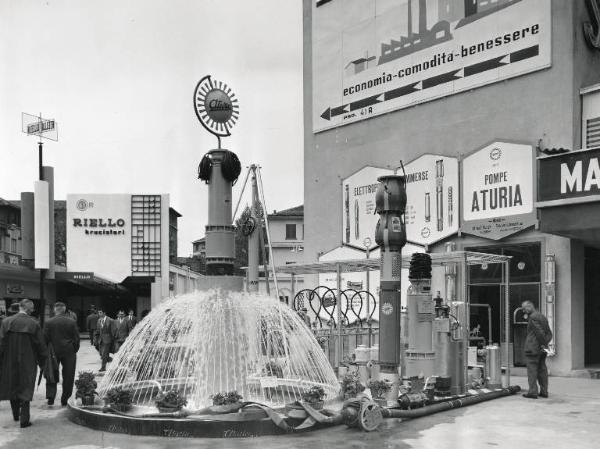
left=313, top=0, right=551, bottom=131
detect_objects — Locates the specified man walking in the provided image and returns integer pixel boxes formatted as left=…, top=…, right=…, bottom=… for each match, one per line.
left=521, top=300, right=553, bottom=399
left=113, top=310, right=130, bottom=353
left=44, top=302, right=80, bottom=406
left=94, top=308, right=115, bottom=372
left=86, top=307, right=99, bottom=346
left=0, top=299, right=47, bottom=427
left=127, top=309, right=137, bottom=330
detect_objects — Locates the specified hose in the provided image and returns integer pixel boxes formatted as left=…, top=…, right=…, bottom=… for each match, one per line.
left=198, top=154, right=212, bottom=182
left=382, top=385, right=521, bottom=419
left=221, top=150, right=241, bottom=184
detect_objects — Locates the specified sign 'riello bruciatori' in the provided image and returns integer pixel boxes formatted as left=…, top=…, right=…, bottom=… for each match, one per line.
left=461, top=142, right=536, bottom=240
left=312, top=0, right=551, bottom=132
left=538, top=147, right=600, bottom=202
left=67, top=194, right=132, bottom=283
left=403, top=155, right=459, bottom=245
left=342, top=166, right=393, bottom=248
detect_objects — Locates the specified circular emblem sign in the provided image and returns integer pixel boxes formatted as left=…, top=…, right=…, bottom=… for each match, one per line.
left=76, top=199, right=88, bottom=211
left=490, top=147, right=502, bottom=160
left=382, top=302, right=393, bottom=315
left=194, top=75, right=239, bottom=137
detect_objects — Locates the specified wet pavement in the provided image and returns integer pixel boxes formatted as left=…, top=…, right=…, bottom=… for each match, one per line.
left=1, top=342, right=599, bottom=449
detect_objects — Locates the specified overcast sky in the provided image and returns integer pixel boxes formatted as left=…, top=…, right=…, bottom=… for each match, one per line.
left=0, top=0, right=304, bottom=257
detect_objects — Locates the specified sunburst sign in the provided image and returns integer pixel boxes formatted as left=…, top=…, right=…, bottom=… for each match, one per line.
left=194, top=75, right=239, bottom=137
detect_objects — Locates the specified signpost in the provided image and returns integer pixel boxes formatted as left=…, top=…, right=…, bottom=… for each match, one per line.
left=22, top=112, right=58, bottom=326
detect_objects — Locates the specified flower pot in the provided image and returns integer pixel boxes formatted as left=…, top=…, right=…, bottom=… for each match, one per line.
left=110, top=403, right=132, bottom=412
left=374, top=398, right=387, bottom=408
left=157, top=405, right=180, bottom=413
left=210, top=402, right=242, bottom=414
left=285, top=403, right=308, bottom=419
left=301, top=400, right=324, bottom=411
left=81, top=395, right=95, bottom=406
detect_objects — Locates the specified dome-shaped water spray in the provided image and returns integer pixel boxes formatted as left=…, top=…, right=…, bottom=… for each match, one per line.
left=98, top=290, right=339, bottom=410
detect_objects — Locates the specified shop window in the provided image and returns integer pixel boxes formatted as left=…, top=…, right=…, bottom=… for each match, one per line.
left=286, top=224, right=297, bottom=240
left=583, top=89, right=600, bottom=149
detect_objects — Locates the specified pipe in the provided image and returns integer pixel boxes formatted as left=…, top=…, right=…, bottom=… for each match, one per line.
left=382, top=385, right=521, bottom=419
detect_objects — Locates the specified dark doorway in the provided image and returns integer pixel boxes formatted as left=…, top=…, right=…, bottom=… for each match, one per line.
left=585, top=247, right=600, bottom=366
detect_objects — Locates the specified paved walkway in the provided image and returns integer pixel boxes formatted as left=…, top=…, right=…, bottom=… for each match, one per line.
left=1, top=344, right=600, bottom=449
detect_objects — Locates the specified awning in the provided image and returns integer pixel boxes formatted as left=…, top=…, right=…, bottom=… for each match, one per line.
left=55, top=272, right=129, bottom=294
left=275, top=251, right=511, bottom=275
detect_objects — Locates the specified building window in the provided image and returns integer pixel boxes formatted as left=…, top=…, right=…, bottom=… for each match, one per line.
left=285, top=224, right=297, bottom=240
left=582, top=89, right=600, bottom=149
left=10, top=238, right=17, bottom=253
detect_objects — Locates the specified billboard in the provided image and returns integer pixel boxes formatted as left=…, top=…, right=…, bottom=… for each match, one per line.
left=67, top=194, right=132, bottom=283
left=404, top=154, right=459, bottom=245
left=342, top=166, right=393, bottom=248
left=312, top=0, right=551, bottom=132
left=461, top=141, right=536, bottom=239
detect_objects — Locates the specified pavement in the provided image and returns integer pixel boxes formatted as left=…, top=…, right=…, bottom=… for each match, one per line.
left=1, top=343, right=600, bottom=449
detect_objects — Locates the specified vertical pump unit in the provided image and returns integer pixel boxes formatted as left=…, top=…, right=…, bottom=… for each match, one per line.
left=375, top=174, right=407, bottom=387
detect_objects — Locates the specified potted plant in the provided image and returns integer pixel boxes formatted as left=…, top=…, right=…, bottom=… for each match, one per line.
left=209, top=391, right=243, bottom=413
left=367, top=379, right=392, bottom=407
left=154, top=389, right=187, bottom=413
left=341, top=371, right=365, bottom=399
left=74, top=371, right=98, bottom=406
left=104, top=387, right=134, bottom=412
left=300, top=385, right=325, bottom=410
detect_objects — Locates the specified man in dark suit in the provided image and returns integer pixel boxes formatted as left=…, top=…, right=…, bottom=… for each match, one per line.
left=113, top=310, right=130, bottom=353
left=127, top=309, right=137, bottom=330
left=94, top=308, right=115, bottom=372
left=86, top=308, right=99, bottom=346
left=521, top=300, right=553, bottom=399
left=43, top=302, right=80, bottom=406
left=0, top=299, right=47, bottom=428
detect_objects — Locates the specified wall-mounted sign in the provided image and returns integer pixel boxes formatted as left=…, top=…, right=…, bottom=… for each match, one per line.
left=404, top=155, right=459, bottom=245
left=538, top=147, right=600, bottom=203
left=6, top=284, right=25, bottom=295
left=342, top=166, right=393, bottom=248
left=462, top=141, right=535, bottom=239
left=312, top=0, right=551, bottom=132
left=55, top=272, right=94, bottom=282
left=67, top=194, right=132, bottom=283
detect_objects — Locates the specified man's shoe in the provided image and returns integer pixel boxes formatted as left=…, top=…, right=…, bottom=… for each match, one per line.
left=20, top=422, right=32, bottom=428
left=99, top=367, right=106, bottom=372
left=107, top=357, right=113, bottom=362
left=47, top=399, right=54, bottom=406
left=522, top=393, right=538, bottom=399
left=12, top=414, right=19, bottom=422
left=539, top=392, right=548, bottom=398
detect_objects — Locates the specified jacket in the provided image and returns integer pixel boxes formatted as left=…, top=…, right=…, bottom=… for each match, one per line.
left=94, top=317, right=115, bottom=345
left=113, top=318, right=130, bottom=342
left=44, top=314, right=80, bottom=357
left=524, top=311, right=552, bottom=356
left=0, top=313, right=47, bottom=401
left=86, top=313, right=99, bottom=331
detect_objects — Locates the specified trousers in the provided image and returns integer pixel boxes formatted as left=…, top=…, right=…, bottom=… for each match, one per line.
left=525, top=352, right=548, bottom=396
left=46, top=352, right=77, bottom=404
left=10, top=399, right=30, bottom=425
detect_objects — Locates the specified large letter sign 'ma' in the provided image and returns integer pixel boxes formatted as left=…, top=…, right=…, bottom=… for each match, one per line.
left=585, top=0, right=600, bottom=49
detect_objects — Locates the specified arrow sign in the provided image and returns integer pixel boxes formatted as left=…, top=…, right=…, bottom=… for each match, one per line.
left=350, top=93, right=384, bottom=111
left=384, top=82, right=421, bottom=101
left=320, top=105, right=349, bottom=121
left=421, top=69, right=463, bottom=89
left=464, top=55, right=509, bottom=77
left=510, top=45, right=539, bottom=63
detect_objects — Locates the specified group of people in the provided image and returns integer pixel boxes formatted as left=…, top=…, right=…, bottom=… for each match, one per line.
left=0, top=299, right=79, bottom=428
left=86, top=308, right=137, bottom=372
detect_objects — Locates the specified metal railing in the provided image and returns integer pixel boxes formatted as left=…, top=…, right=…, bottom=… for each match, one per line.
left=292, top=286, right=379, bottom=367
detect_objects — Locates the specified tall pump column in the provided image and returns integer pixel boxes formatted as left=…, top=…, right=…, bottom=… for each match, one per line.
left=375, top=174, right=407, bottom=392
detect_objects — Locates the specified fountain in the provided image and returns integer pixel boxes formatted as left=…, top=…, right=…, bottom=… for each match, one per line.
left=98, top=290, right=339, bottom=410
